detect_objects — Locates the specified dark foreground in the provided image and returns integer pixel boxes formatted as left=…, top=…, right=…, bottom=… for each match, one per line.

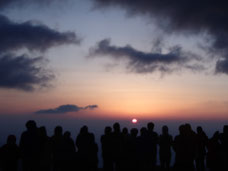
left=0, top=120, right=228, bottom=171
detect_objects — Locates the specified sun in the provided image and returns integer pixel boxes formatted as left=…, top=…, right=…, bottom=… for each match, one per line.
left=132, top=118, right=138, bottom=124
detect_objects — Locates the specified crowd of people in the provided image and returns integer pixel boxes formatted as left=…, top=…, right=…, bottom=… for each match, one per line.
left=0, top=120, right=228, bottom=171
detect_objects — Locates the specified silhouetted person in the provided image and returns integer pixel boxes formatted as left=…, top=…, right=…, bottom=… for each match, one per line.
left=185, top=124, right=197, bottom=170
left=88, top=133, right=99, bottom=171
left=137, top=127, right=148, bottom=171
left=39, top=126, right=51, bottom=171
left=173, top=124, right=195, bottom=171
left=220, top=125, right=228, bottom=171
left=0, top=135, right=20, bottom=171
left=76, top=125, right=90, bottom=171
left=62, top=131, right=76, bottom=171
left=20, top=120, right=41, bottom=171
left=147, top=122, right=158, bottom=170
left=159, top=125, right=173, bottom=171
left=129, top=128, right=139, bottom=171
left=122, top=127, right=129, bottom=136
left=207, top=131, right=223, bottom=171
left=122, top=127, right=131, bottom=169
left=195, top=126, right=208, bottom=171
left=111, top=122, right=123, bottom=171
left=51, top=126, right=65, bottom=171
left=76, top=125, right=97, bottom=171
left=101, top=126, right=113, bottom=171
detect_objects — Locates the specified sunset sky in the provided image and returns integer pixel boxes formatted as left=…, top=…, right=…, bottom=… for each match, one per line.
left=1, top=0, right=228, bottom=122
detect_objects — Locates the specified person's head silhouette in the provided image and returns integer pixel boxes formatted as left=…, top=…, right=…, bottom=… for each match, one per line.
left=104, top=126, right=112, bottom=135
left=80, top=125, right=88, bottom=134
left=130, top=128, right=138, bottom=137
left=162, top=125, right=169, bottom=135
left=113, top=122, right=120, bottom=133
left=147, top=122, right=155, bottom=131
left=26, top=120, right=37, bottom=131
left=54, top=126, right=63, bottom=136
left=140, top=127, right=147, bottom=136
left=122, top=127, right=128, bottom=135
left=64, top=131, right=71, bottom=138
left=40, top=126, right=47, bottom=136
left=197, top=126, right=203, bottom=134
left=179, top=125, right=185, bottom=136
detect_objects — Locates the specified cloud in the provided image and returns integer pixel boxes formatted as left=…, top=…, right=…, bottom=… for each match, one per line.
left=0, top=0, right=65, bottom=10
left=0, top=0, right=15, bottom=9
left=0, top=54, right=54, bottom=91
left=89, top=39, right=202, bottom=73
left=35, top=104, right=98, bottom=114
left=93, top=0, right=228, bottom=74
left=84, top=105, right=99, bottom=110
left=0, top=14, right=80, bottom=91
left=0, top=15, right=80, bottom=52
left=216, top=59, right=228, bottom=74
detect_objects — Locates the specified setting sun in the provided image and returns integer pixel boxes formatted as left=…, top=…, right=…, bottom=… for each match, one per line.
left=132, top=118, right=138, bottom=124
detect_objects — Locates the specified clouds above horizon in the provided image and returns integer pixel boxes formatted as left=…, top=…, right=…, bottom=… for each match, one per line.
left=93, top=0, right=228, bottom=74
left=0, top=54, right=54, bottom=91
left=0, top=15, right=80, bottom=52
left=35, top=104, right=98, bottom=114
left=0, top=14, right=80, bottom=91
left=89, top=39, right=202, bottom=74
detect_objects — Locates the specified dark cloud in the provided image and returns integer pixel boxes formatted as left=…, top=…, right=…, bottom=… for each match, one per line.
left=0, top=14, right=80, bottom=91
left=0, top=54, right=54, bottom=91
left=0, top=15, right=80, bottom=52
left=93, top=0, right=228, bottom=74
left=35, top=104, right=98, bottom=114
left=89, top=39, right=201, bottom=73
left=0, top=0, right=15, bottom=9
left=216, top=59, right=228, bottom=74
left=0, top=0, right=64, bottom=10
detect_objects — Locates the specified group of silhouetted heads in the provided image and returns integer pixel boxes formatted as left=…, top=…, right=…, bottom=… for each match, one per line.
left=0, top=120, right=228, bottom=171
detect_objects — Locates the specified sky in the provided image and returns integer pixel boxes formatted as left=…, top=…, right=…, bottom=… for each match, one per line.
left=0, top=0, right=228, bottom=142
